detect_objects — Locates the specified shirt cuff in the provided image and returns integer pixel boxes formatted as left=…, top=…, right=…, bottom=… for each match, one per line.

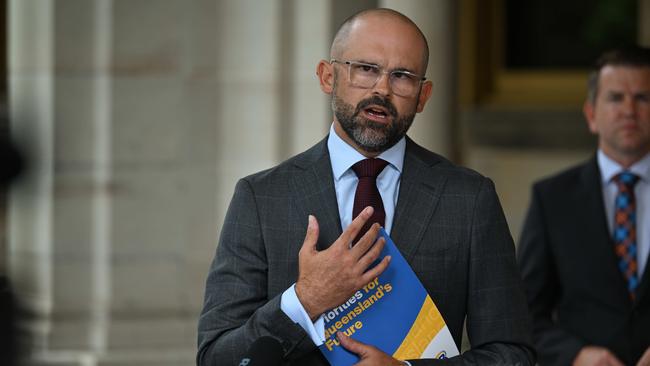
left=280, top=283, right=325, bottom=346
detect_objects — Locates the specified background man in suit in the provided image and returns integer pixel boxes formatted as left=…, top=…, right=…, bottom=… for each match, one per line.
left=518, top=47, right=650, bottom=366
left=198, top=8, right=534, bottom=366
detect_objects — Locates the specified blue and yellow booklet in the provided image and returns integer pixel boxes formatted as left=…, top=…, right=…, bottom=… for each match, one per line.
left=318, top=228, right=459, bottom=365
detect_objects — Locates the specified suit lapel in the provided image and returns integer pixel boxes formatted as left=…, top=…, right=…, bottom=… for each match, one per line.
left=391, top=139, right=447, bottom=262
left=290, top=137, right=342, bottom=250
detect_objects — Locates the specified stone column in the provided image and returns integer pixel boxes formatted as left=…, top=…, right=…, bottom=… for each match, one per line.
left=9, top=0, right=115, bottom=363
left=9, top=1, right=337, bottom=365
left=8, top=0, right=56, bottom=356
left=379, top=0, right=458, bottom=160
left=283, top=0, right=331, bottom=157
left=8, top=0, right=218, bottom=364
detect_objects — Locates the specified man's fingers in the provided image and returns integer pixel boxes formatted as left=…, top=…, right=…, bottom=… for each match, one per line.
left=608, top=354, right=625, bottom=366
left=603, top=350, right=625, bottom=366
left=300, top=215, right=320, bottom=253
left=337, top=332, right=368, bottom=356
left=360, top=256, right=391, bottom=285
left=356, top=236, right=386, bottom=269
left=350, top=223, right=381, bottom=257
left=598, top=348, right=625, bottom=366
left=339, top=206, right=374, bottom=245
left=610, top=358, right=625, bottom=366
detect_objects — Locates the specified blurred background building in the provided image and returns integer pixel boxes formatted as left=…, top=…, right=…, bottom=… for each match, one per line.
left=1, top=0, right=648, bottom=365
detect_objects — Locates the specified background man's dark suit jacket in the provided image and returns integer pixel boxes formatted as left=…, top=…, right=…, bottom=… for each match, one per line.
left=198, top=137, right=534, bottom=366
left=518, top=156, right=650, bottom=365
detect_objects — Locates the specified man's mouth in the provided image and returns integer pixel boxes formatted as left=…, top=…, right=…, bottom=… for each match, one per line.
left=618, top=119, right=640, bottom=130
left=363, top=106, right=389, bottom=120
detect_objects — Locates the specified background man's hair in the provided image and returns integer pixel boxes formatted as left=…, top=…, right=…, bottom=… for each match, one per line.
left=587, top=46, right=650, bottom=104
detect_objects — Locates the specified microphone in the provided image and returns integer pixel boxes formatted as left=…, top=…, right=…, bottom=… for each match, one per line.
left=238, top=336, right=284, bottom=366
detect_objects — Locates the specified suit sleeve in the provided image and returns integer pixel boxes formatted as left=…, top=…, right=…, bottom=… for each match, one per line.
left=412, top=178, right=536, bottom=365
left=517, top=185, right=586, bottom=365
left=196, top=179, right=315, bottom=366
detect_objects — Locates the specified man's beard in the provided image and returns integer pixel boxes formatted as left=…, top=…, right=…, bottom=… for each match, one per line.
left=332, top=93, right=416, bottom=153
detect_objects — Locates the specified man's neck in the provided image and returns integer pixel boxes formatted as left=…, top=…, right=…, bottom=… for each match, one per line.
left=332, top=121, right=381, bottom=158
left=600, top=146, right=650, bottom=169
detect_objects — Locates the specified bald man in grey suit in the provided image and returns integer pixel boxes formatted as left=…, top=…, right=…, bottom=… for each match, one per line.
left=197, top=9, right=534, bottom=366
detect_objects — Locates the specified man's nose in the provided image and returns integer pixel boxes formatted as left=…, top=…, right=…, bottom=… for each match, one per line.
left=372, top=72, right=392, bottom=96
left=622, top=95, right=638, bottom=117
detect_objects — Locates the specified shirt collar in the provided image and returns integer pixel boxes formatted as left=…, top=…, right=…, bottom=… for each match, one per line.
left=327, top=123, right=405, bottom=181
left=597, top=149, right=650, bottom=184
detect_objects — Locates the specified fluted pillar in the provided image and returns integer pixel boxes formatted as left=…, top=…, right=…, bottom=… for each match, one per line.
left=379, top=0, right=458, bottom=160
left=8, top=1, right=333, bottom=365
left=9, top=0, right=115, bottom=363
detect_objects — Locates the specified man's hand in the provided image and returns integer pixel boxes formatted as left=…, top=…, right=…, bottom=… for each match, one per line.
left=573, top=346, right=624, bottom=366
left=295, top=207, right=391, bottom=319
left=638, top=347, right=650, bottom=366
left=338, top=332, right=404, bottom=366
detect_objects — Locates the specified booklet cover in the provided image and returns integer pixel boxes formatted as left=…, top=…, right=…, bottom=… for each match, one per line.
left=318, top=228, right=460, bottom=365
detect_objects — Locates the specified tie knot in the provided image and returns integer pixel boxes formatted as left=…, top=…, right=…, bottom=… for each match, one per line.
left=352, top=158, right=388, bottom=178
left=613, top=171, right=639, bottom=189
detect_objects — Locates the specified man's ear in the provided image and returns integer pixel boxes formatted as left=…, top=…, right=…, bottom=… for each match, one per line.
left=416, top=80, right=433, bottom=113
left=583, top=100, right=598, bottom=134
left=317, top=60, right=335, bottom=95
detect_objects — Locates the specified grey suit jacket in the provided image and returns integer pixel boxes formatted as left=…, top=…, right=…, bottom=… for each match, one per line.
left=197, top=137, right=535, bottom=365
left=518, top=156, right=650, bottom=365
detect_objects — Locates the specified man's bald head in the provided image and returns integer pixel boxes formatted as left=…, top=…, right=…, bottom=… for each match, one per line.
left=330, top=8, right=430, bottom=74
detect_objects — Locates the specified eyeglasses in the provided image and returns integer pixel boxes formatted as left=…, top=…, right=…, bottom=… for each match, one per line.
left=330, top=59, right=426, bottom=97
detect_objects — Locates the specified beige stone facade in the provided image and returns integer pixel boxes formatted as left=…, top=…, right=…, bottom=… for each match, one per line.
left=5, top=1, right=648, bottom=365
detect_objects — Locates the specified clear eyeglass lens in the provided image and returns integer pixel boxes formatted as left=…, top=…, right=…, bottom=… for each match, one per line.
left=349, top=64, right=380, bottom=87
left=390, top=72, right=418, bottom=95
left=348, top=62, right=419, bottom=97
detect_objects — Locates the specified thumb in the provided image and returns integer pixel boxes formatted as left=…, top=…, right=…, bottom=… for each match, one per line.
left=337, top=332, right=368, bottom=357
left=301, top=215, right=320, bottom=253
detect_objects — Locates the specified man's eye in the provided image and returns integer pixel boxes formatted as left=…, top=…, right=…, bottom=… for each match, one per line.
left=356, top=65, right=378, bottom=73
left=392, top=71, right=412, bottom=80
left=606, top=94, right=623, bottom=102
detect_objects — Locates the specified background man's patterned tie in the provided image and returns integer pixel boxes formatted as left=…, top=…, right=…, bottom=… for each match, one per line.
left=613, top=171, right=640, bottom=300
left=352, top=158, right=388, bottom=244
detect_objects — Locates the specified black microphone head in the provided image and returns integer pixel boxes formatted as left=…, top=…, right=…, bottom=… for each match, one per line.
left=238, top=336, right=284, bottom=366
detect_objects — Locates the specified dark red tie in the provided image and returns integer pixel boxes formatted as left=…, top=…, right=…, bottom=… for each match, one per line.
left=352, top=158, right=388, bottom=244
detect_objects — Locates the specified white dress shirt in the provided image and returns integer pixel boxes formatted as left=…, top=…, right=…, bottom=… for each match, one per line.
left=598, top=150, right=650, bottom=277
left=280, top=124, right=406, bottom=346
